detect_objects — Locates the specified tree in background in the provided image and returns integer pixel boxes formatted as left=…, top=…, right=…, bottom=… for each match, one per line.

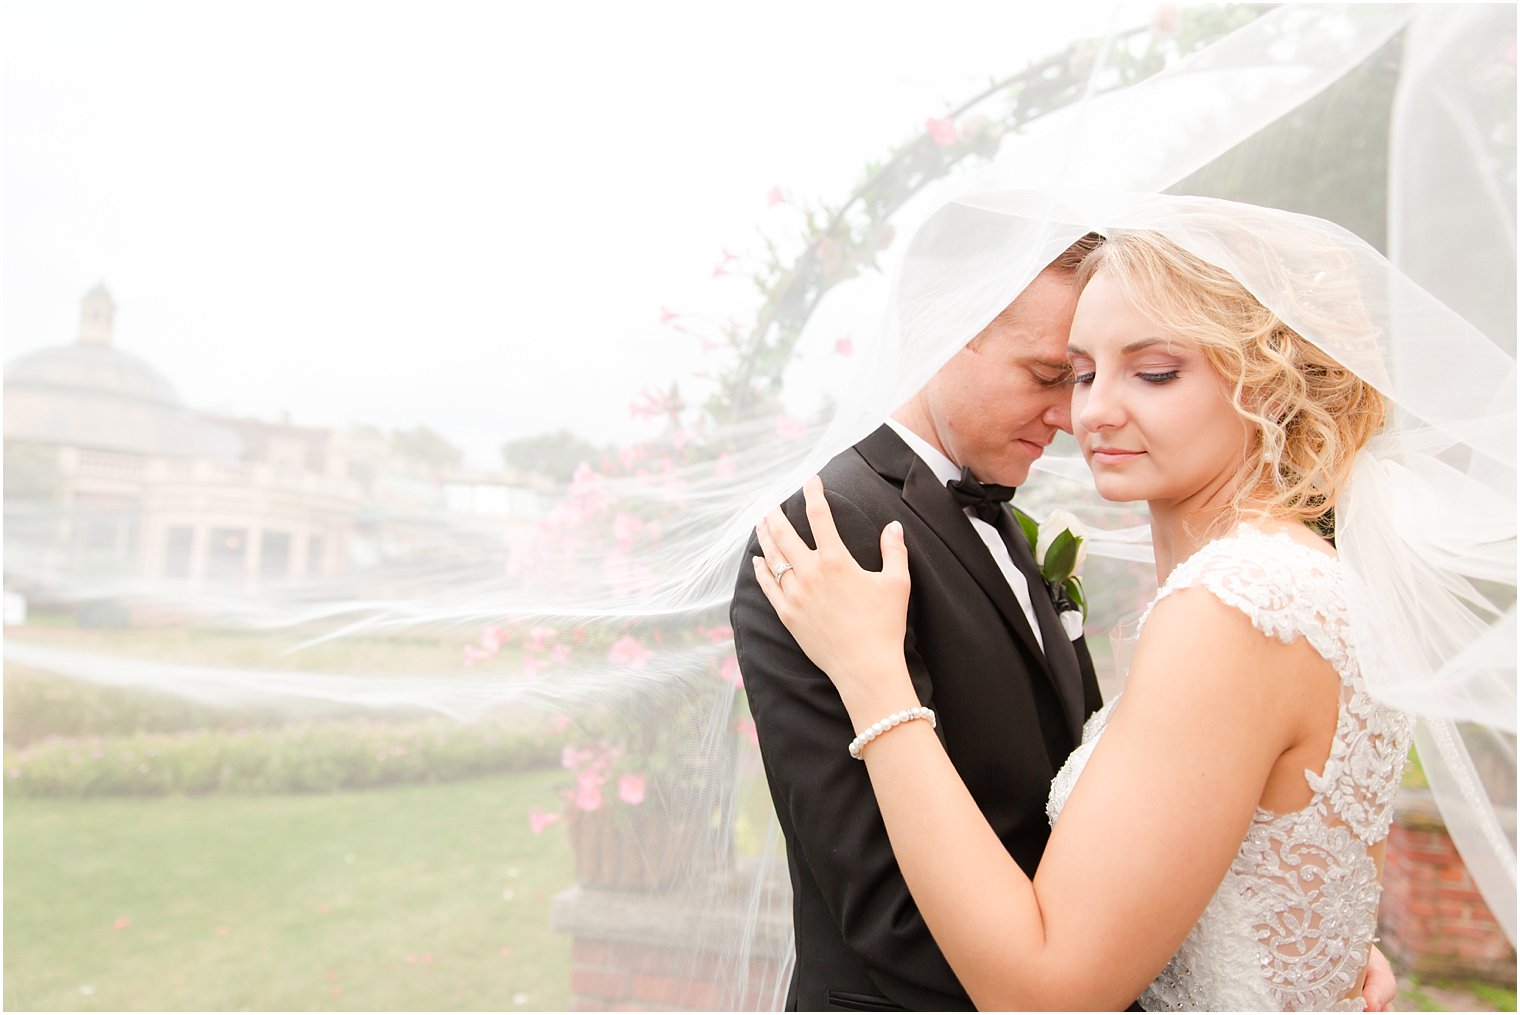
left=501, top=429, right=605, bottom=483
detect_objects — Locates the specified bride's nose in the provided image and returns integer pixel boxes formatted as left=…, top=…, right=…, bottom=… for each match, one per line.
left=1075, top=373, right=1123, bottom=433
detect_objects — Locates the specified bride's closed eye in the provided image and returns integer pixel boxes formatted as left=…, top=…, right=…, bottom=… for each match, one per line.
left=1069, top=368, right=1181, bottom=385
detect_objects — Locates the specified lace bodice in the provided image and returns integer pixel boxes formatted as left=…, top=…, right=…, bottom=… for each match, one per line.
left=1046, top=525, right=1413, bottom=1011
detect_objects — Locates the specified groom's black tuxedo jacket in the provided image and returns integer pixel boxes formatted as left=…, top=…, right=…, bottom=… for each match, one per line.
left=732, top=425, right=1103, bottom=1012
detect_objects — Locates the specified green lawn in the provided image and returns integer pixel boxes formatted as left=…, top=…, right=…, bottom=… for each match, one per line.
left=6, top=771, right=576, bottom=1011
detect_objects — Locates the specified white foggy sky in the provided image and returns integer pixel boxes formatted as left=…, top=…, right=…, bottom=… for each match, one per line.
left=3, top=0, right=1156, bottom=468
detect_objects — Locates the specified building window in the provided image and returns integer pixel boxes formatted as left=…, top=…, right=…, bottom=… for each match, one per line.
left=166, top=526, right=194, bottom=579
left=263, top=531, right=291, bottom=582
left=207, top=527, right=246, bottom=584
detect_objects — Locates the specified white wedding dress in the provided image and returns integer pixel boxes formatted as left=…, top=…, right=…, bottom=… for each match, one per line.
left=1046, top=525, right=1415, bottom=1011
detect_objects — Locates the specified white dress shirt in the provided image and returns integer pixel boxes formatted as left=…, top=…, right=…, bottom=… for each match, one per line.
left=884, top=419, right=1045, bottom=652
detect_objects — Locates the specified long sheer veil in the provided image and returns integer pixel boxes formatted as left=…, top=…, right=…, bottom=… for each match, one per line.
left=4, top=4, right=1513, bottom=1010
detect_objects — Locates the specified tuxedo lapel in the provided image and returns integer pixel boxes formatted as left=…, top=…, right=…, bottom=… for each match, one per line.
left=856, top=427, right=1053, bottom=681
left=996, top=508, right=1087, bottom=744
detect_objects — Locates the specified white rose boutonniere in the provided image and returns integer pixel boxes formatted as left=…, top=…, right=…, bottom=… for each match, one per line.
left=1014, top=507, right=1089, bottom=640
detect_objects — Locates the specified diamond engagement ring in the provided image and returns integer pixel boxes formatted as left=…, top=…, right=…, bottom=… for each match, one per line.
left=772, top=561, right=794, bottom=584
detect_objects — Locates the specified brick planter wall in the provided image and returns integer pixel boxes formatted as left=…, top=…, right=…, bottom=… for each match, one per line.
left=556, top=790, right=1517, bottom=1009
left=552, top=858, right=792, bottom=1011
left=1379, top=789, right=1516, bottom=985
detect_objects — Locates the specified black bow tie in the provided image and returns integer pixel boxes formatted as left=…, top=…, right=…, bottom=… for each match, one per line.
left=946, top=467, right=1016, bottom=524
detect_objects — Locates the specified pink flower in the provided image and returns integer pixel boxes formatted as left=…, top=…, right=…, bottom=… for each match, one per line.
left=1152, top=3, right=1180, bottom=41
left=925, top=116, right=957, bottom=147
left=834, top=337, right=854, bottom=357
left=481, top=627, right=507, bottom=652
left=562, top=744, right=595, bottom=770
left=618, top=773, right=647, bottom=805
left=659, top=306, right=680, bottom=325
left=464, top=644, right=489, bottom=667
left=767, top=186, right=787, bottom=207
left=607, top=635, right=654, bottom=670
left=774, top=415, right=808, bottom=441
left=720, top=655, right=743, bottom=689
left=570, top=462, right=600, bottom=493
left=529, top=808, right=563, bottom=835
left=630, top=387, right=684, bottom=421
left=526, top=626, right=557, bottom=652
left=547, top=714, right=571, bottom=734
left=113, top=917, right=131, bottom=930
left=572, top=778, right=604, bottom=812
left=612, top=511, right=645, bottom=546
left=549, top=644, right=573, bottom=666
left=705, top=625, right=734, bottom=643
left=737, top=718, right=759, bottom=748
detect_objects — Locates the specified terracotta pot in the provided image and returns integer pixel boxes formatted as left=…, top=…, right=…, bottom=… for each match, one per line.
left=566, top=803, right=707, bottom=892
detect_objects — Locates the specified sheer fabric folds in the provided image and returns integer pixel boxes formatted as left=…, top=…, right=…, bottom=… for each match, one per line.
left=6, top=4, right=1513, bottom=1010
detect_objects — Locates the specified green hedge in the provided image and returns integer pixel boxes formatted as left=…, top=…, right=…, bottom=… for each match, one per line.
left=4, top=716, right=560, bottom=797
left=5, top=666, right=296, bottom=745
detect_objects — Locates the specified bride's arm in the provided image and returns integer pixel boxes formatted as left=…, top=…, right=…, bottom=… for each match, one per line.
left=752, top=479, right=1317, bottom=1011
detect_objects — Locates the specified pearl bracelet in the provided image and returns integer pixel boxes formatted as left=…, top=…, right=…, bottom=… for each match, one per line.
left=848, top=706, right=936, bottom=760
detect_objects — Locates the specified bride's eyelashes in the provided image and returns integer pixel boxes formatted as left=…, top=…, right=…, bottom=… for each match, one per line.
left=1068, top=369, right=1180, bottom=385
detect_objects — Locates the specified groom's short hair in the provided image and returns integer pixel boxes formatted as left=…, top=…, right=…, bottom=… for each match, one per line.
left=971, top=232, right=1104, bottom=342
left=1048, top=231, right=1105, bottom=275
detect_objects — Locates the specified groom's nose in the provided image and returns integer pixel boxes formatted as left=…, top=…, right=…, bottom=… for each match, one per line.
left=1042, top=388, right=1073, bottom=433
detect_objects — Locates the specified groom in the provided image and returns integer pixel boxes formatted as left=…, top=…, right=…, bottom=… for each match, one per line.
left=730, top=235, right=1105, bottom=1012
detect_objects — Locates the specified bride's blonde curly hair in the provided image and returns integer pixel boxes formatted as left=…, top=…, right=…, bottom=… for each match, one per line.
left=1074, top=230, right=1387, bottom=532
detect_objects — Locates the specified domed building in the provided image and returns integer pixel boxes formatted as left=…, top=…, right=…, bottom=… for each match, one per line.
left=5, top=286, right=557, bottom=614
left=4, top=286, right=374, bottom=603
left=5, top=285, right=235, bottom=459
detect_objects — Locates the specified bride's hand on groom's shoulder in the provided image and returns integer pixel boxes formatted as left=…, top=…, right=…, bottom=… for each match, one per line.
left=753, top=476, right=918, bottom=722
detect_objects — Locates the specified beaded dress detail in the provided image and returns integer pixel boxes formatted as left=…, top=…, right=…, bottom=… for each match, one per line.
left=1046, top=526, right=1413, bottom=1011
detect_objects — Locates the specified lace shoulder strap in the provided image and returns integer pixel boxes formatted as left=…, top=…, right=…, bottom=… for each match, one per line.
left=1141, top=526, right=1352, bottom=676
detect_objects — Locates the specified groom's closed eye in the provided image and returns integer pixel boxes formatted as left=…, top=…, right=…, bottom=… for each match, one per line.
left=1030, top=365, right=1074, bottom=387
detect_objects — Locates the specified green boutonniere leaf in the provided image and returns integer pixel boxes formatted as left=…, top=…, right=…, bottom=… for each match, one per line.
left=1066, top=576, right=1087, bottom=619
left=1013, top=508, right=1039, bottom=554
left=1042, top=529, right=1080, bottom=584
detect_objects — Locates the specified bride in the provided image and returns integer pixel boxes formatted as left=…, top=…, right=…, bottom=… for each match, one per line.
left=748, top=199, right=1507, bottom=1011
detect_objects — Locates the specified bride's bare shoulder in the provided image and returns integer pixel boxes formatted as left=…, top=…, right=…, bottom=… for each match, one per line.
left=1123, top=561, right=1340, bottom=746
